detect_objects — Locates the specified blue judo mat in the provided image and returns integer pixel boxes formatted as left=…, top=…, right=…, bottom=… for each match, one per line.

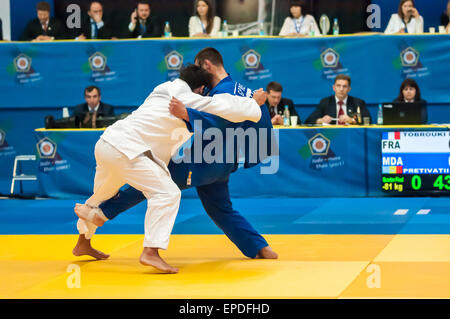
left=0, top=197, right=449, bottom=235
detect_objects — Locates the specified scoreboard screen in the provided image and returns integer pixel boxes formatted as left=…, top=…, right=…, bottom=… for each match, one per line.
left=381, top=131, right=450, bottom=195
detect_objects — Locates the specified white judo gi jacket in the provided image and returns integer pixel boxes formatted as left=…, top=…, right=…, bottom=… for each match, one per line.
left=101, top=78, right=262, bottom=166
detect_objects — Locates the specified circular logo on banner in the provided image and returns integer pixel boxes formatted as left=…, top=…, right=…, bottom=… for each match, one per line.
left=40, top=141, right=54, bottom=156
left=14, top=54, right=32, bottom=73
left=36, top=137, right=57, bottom=159
left=312, top=137, right=327, bottom=153
left=320, top=48, right=340, bottom=68
left=165, top=51, right=183, bottom=70
left=308, top=133, right=330, bottom=156
left=324, top=52, right=337, bottom=65
left=400, top=47, right=419, bottom=67
left=89, top=52, right=107, bottom=71
left=403, top=51, right=416, bottom=64
left=242, top=49, right=261, bottom=69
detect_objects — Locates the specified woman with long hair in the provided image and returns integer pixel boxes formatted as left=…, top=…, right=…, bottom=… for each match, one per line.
left=279, top=0, right=320, bottom=37
left=394, top=78, right=428, bottom=124
left=385, top=0, right=424, bottom=34
left=188, top=0, right=221, bottom=37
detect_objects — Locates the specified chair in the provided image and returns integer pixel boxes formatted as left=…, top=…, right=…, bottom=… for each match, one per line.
left=10, top=155, right=37, bottom=195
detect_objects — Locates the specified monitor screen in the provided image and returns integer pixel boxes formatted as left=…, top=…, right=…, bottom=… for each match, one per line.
left=381, top=131, right=450, bottom=195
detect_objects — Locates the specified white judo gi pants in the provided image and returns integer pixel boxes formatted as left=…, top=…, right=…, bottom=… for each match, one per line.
left=77, top=138, right=181, bottom=249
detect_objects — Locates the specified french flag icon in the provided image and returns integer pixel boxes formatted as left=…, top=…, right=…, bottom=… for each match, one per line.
left=382, top=132, right=401, bottom=140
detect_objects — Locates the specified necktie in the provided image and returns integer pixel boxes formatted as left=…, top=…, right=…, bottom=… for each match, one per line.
left=338, top=100, right=345, bottom=125
left=92, top=22, right=98, bottom=39
left=91, top=111, right=97, bottom=129
left=269, top=106, right=276, bottom=118
left=140, top=21, right=147, bottom=35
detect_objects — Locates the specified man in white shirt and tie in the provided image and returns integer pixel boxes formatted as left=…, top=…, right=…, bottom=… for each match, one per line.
left=74, top=64, right=266, bottom=273
left=72, top=86, right=115, bottom=128
left=20, top=1, right=65, bottom=41
left=127, top=1, right=162, bottom=38
left=77, top=1, right=113, bottom=40
left=305, top=74, right=371, bottom=125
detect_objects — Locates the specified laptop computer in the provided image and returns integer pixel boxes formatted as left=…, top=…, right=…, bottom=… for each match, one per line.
left=382, top=102, right=424, bottom=125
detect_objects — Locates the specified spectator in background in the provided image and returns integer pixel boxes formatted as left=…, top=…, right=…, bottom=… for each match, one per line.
left=279, top=0, right=320, bottom=37
left=264, top=81, right=299, bottom=125
left=73, top=86, right=115, bottom=128
left=305, top=74, right=371, bottom=125
left=441, top=0, right=450, bottom=33
left=0, top=18, right=3, bottom=41
left=189, top=0, right=221, bottom=37
left=77, top=1, right=113, bottom=40
left=20, top=1, right=65, bottom=41
left=394, top=78, right=428, bottom=124
left=127, top=0, right=161, bottom=38
left=385, top=0, right=424, bottom=34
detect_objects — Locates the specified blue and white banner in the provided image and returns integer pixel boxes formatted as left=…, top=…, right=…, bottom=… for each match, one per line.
left=1, top=34, right=449, bottom=108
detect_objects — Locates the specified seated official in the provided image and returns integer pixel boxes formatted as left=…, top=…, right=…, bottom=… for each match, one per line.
left=393, top=78, right=427, bottom=124
left=305, top=75, right=371, bottom=125
left=127, top=0, right=162, bottom=38
left=441, top=0, right=450, bottom=33
left=189, top=0, right=221, bottom=37
left=385, top=0, right=424, bottom=34
left=264, top=81, right=299, bottom=125
left=73, top=86, right=115, bottom=128
left=76, top=1, right=114, bottom=40
left=279, top=0, right=320, bottom=37
left=20, top=1, right=65, bottom=41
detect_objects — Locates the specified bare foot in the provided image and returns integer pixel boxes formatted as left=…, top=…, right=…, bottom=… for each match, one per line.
left=74, top=203, right=105, bottom=227
left=255, top=246, right=278, bottom=259
left=72, top=234, right=110, bottom=260
left=139, top=247, right=178, bottom=274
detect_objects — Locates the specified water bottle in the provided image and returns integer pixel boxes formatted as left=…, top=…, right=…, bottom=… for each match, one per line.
left=164, top=21, right=171, bottom=38
left=377, top=104, right=383, bottom=125
left=319, top=14, right=330, bottom=35
left=332, top=18, right=339, bottom=35
left=356, top=106, right=362, bottom=125
left=222, top=20, right=228, bottom=37
left=62, top=107, right=69, bottom=118
left=309, top=22, right=315, bottom=36
left=259, top=21, right=265, bottom=36
left=283, top=106, right=290, bottom=126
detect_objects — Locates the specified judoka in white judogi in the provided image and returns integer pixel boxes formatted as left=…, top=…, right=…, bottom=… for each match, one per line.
left=75, top=65, right=263, bottom=272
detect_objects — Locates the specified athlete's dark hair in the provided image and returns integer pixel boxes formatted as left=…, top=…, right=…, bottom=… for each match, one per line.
left=194, top=47, right=224, bottom=67
left=179, top=64, right=213, bottom=91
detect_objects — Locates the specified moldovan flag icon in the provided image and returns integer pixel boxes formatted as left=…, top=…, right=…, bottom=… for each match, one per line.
left=388, top=166, right=403, bottom=174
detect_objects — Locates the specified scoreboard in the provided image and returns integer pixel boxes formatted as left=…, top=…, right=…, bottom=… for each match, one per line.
left=381, top=131, right=450, bottom=194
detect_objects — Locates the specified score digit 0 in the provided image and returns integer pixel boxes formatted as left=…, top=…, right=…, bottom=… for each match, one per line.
left=411, top=175, right=422, bottom=190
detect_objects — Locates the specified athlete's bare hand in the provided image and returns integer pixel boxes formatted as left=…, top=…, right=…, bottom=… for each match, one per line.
left=169, top=97, right=189, bottom=121
left=252, top=89, right=267, bottom=106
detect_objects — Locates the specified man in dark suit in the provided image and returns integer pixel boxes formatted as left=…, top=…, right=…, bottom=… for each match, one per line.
left=265, top=81, right=299, bottom=125
left=305, top=74, right=371, bottom=125
left=20, top=1, right=65, bottom=41
left=76, top=1, right=113, bottom=40
left=73, top=86, right=115, bottom=128
left=126, top=0, right=161, bottom=38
